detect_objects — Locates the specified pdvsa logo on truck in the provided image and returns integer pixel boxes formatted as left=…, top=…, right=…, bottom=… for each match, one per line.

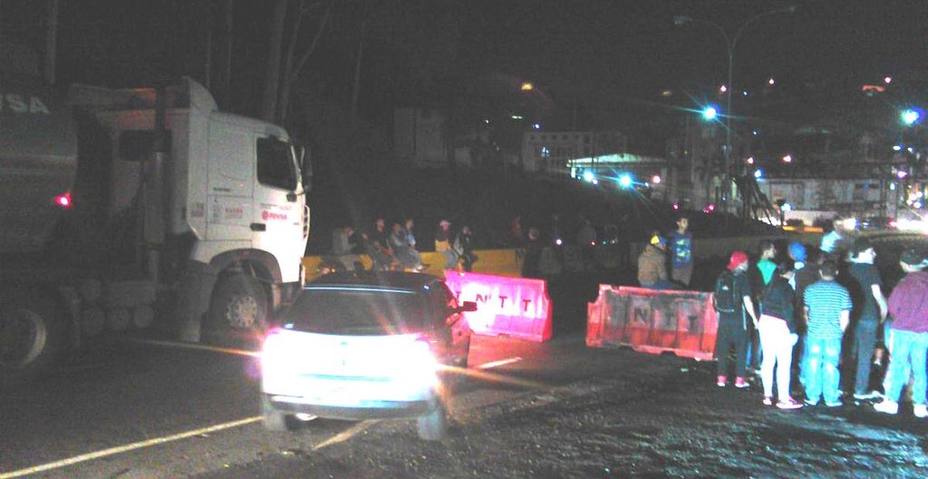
left=0, top=94, right=51, bottom=114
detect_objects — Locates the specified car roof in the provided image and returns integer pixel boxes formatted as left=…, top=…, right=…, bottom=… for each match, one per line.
left=305, top=271, right=441, bottom=292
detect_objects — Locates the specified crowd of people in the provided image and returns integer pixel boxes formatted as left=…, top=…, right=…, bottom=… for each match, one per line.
left=710, top=236, right=928, bottom=418
left=328, top=217, right=477, bottom=273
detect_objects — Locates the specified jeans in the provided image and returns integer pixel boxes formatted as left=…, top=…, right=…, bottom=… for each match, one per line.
left=885, top=329, right=928, bottom=405
left=716, top=317, right=748, bottom=378
left=804, top=336, right=842, bottom=404
left=758, top=316, right=798, bottom=401
left=853, top=320, right=879, bottom=395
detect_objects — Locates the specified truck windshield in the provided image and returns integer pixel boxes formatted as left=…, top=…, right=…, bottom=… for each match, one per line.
left=257, top=137, right=296, bottom=191
left=282, top=288, right=427, bottom=335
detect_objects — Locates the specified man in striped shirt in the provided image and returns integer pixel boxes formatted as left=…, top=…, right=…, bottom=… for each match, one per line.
left=802, top=261, right=852, bottom=407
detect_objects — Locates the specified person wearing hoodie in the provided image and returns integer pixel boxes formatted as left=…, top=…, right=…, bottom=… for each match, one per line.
left=874, top=249, right=928, bottom=418
left=638, top=234, right=672, bottom=289
left=758, top=261, right=803, bottom=409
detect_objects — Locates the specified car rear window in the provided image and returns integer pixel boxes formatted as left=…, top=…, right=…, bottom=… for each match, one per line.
left=283, top=287, right=427, bottom=335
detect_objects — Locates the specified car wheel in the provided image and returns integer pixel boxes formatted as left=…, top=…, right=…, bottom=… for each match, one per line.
left=0, top=291, right=67, bottom=381
left=416, top=399, right=448, bottom=441
left=261, top=395, right=295, bottom=432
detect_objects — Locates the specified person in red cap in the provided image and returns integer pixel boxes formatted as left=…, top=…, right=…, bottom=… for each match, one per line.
left=713, top=250, right=759, bottom=388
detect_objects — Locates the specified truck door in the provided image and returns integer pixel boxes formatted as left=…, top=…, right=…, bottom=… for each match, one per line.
left=252, top=136, right=304, bottom=283
left=207, top=121, right=254, bottom=241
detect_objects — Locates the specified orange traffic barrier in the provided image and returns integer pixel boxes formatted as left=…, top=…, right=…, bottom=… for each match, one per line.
left=586, top=285, right=718, bottom=360
left=444, top=270, right=553, bottom=342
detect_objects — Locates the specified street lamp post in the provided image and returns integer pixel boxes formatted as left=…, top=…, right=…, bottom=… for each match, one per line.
left=674, top=6, right=796, bottom=215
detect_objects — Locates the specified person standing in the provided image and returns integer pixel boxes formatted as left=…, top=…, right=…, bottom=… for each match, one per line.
left=747, top=240, right=778, bottom=374
left=714, top=251, right=759, bottom=388
left=758, top=261, right=803, bottom=409
left=845, top=238, right=888, bottom=401
left=802, top=261, right=852, bottom=407
left=669, top=216, right=694, bottom=288
left=874, top=249, right=928, bottom=417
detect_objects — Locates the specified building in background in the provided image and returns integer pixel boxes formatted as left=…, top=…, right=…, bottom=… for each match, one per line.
left=520, top=130, right=627, bottom=174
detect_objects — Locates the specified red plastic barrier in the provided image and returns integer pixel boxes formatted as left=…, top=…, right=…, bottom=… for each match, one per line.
left=444, top=270, right=553, bottom=342
left=586, top=285, right=718, bottom=360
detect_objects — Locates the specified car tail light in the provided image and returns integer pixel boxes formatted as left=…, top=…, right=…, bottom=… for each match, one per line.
left=392, top=337, right=439, bottom=388
left=261, top=328, right=304, bottom=384
left=54, top=192, right=73, bottom=209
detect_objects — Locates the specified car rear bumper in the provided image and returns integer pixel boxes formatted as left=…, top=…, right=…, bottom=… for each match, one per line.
left=265, top=394, right=434, bottom=420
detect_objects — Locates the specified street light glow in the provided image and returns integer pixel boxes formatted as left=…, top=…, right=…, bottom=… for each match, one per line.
left=884, top=76, right=893, bottom=84
left=618, top=174, right=633, bottom=189
left=901, top=108, right=922, bottom=126
left=701, top=106, right=718, bottom=121
left=520, top=82, right=534, bottom=91
left=746, top=157, right=755, bottom=165
left=719, top=85, right=728, bottom=93
left=651, top=175, right=662, bottom=184
left=768, top=78, right=775, bottom=86
left=782, top=154, right=792, bottom=163
left=754, top=169, right=764, bottom=179
left=893, top=145, right=903, bottom=151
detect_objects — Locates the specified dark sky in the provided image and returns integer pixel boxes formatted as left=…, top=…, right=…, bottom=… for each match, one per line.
left=2, top=0, right=925, bottom=147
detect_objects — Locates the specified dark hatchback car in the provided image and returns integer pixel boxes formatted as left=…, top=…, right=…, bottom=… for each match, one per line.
left=260, top=271, right=475, bottom=440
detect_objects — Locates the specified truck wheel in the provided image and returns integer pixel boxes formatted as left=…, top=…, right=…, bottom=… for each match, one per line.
left=261, top=395, right=295, bottom=432
left=416, top=399, right=448, bottom=441
left=0, top=293, right=67, bottom=380
left=207, top=273, right=269, bottom=344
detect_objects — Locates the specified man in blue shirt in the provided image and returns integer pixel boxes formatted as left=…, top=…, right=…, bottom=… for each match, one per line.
left=803, top=261, right=852, bottom=407
left=669, top=216, right=693, bottom=288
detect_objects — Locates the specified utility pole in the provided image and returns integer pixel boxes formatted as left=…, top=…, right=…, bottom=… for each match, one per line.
left=44, top=0, right=58, bottom=85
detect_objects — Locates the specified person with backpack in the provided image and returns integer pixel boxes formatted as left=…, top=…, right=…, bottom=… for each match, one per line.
left=758, top=261, right=803, bottom=409
left=714, top=250, right=759, bottom=388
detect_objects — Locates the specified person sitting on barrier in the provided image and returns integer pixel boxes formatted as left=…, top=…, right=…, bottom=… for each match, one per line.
left=331, top=225, right=355, bottom=256
left=435, top=219, right=459, bottom=269
left=366, top=217, right=395, bottom=271
left=390, top=221, right=424, bottom=271
left=453, top=225, right=477, bottom=272
left=758, top=261, right=803, bottom=409
left=714, top=250, right=759, bottom=389
left=638, top=234, right=673, bottom=290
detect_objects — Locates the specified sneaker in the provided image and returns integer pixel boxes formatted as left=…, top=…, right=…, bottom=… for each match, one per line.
left=825, top=400, right=843, bottom=408
left=914, top=404, right=928, bottom=418
left=873, top=400, right=899, bottom=415
left=716, top=375, right=728, bottom=387
left=776, top=398, right=804, bottom=410
left=734, top=377, right=750, bottom=389
left=853, top=391, right=882, bottom=401
left=763, top=396, right=774, bottom=406
left=804, top=398, right=819, bottom=407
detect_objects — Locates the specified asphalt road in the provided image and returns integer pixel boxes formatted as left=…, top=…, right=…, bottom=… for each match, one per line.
left=1, top=232, right=927, bottom=478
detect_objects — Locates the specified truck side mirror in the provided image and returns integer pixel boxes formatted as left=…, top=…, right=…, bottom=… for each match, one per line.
left=298, top=145, right=312, bottom=191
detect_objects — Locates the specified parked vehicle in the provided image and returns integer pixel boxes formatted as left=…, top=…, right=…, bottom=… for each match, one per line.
left=1, top=74, right=310, bottom=381
left=261, top=272, right=475, bottom=440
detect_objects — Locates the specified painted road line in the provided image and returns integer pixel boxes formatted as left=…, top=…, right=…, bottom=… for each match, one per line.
left=477, top=357, right=523, bottom=370
left=128, top=338, right=260, bottom=358
left=0, top=417, right=262, bottom=479
left=312, top=420, right=380, bottom=451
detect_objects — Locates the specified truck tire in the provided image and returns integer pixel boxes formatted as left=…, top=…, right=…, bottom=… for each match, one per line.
left=261, top=394, right=295, bottom=432
left=0, top=292, right=67, bottom=380
left=416, top=399, right=448, bottom=441
left=207, top=273, right=269, bottom=345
